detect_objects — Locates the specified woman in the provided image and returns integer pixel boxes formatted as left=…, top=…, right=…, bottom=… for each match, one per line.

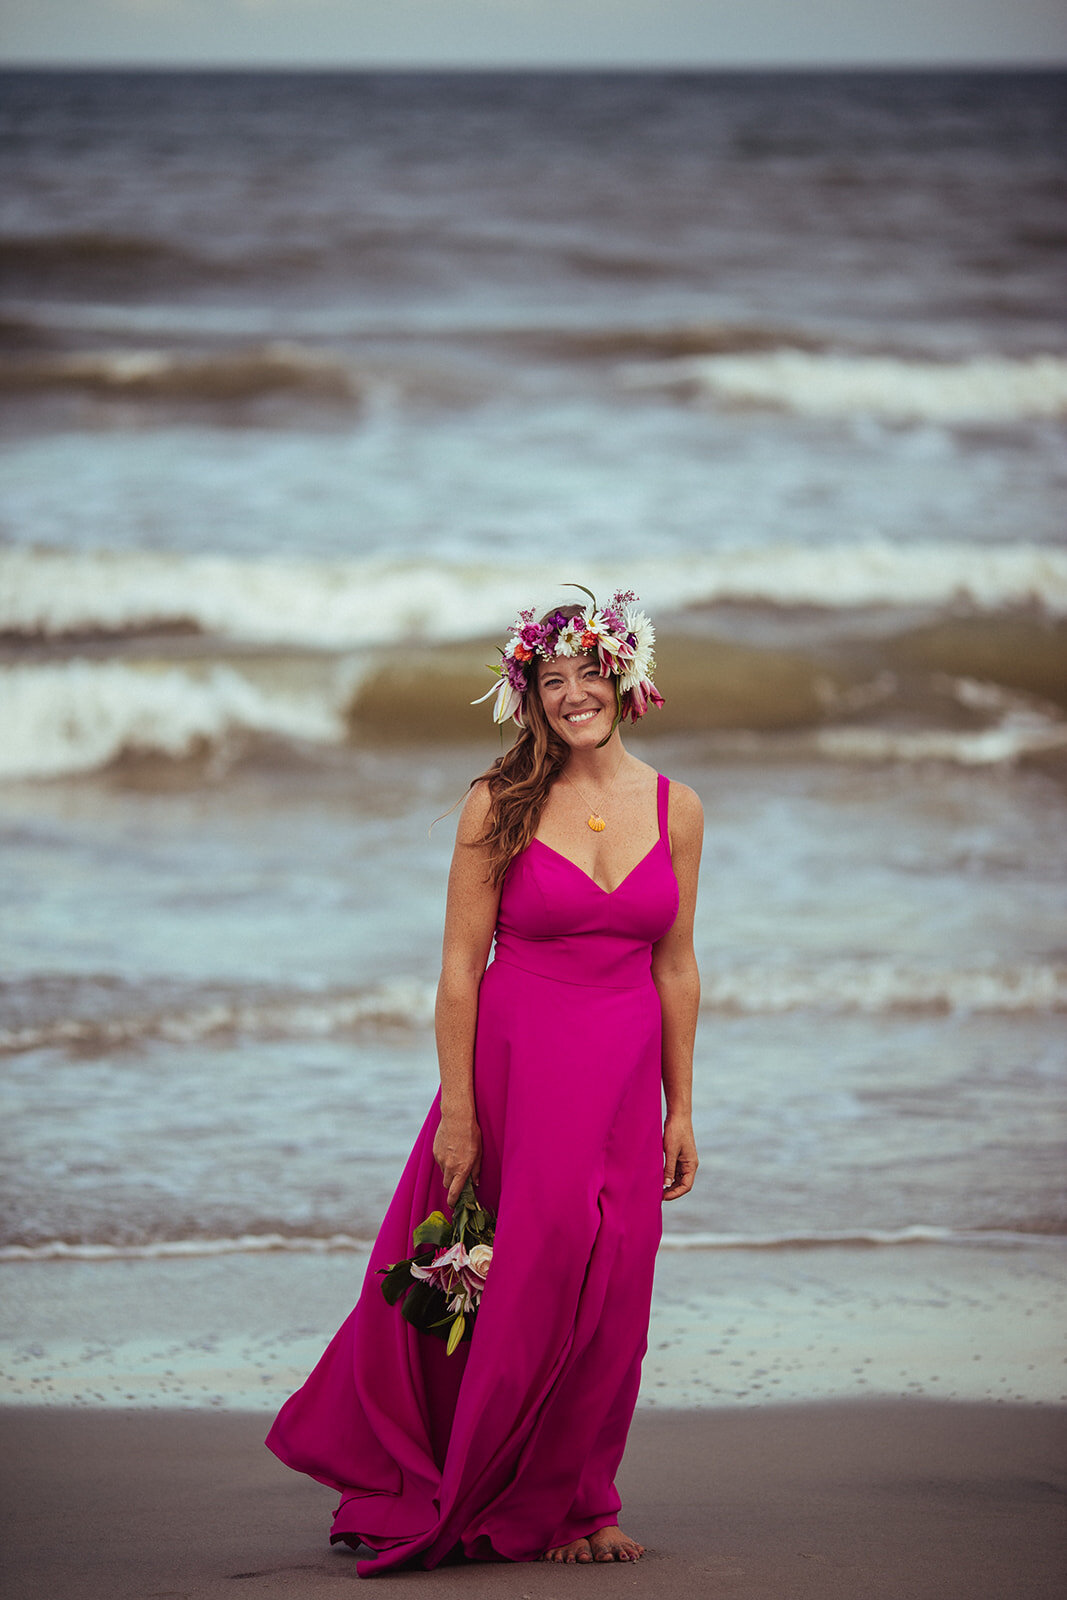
left=266, top=587, right=702, bottom=1573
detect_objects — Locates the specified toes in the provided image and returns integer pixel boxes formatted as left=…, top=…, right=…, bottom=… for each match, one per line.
left=590, top=1533, right=644, bottom=1562
left=543, top=1539, right=594, bottom=1563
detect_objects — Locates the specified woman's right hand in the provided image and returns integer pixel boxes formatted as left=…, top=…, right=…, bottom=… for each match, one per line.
left=433, top=1112, right=482, bottom=1209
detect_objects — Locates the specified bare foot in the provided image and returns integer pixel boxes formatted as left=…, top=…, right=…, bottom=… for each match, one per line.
left=589, top=1525, right=645, bottom=1562
left=541, top=1537, right=594, bottom=1563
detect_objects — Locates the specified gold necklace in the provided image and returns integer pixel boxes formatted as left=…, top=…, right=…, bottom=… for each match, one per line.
left=561, top=753, right=625, bottom=832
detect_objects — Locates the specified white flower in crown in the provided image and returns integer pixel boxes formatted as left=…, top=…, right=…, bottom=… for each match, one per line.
left=554, top=616, right=588, bottom=657
left=617, top=606, right=656, bottom=692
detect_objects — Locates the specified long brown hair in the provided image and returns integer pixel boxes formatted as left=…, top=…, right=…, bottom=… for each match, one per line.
left=472, top=604, right=582, bottom=886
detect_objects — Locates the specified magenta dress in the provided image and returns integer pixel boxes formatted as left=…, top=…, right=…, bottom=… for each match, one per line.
left=266, top=773, right=680, bottom=1574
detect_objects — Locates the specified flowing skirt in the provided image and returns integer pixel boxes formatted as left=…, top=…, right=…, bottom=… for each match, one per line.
left=266, top=956, right=664, bottom=1575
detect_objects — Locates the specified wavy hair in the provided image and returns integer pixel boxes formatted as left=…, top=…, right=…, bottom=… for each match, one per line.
left=472, top=604, right=598, bottom=886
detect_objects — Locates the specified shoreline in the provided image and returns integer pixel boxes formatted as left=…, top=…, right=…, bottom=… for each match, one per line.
left=1, top=1240, right=1063, bottom=1412
left=2, top=1400, right=1063, bottom=1599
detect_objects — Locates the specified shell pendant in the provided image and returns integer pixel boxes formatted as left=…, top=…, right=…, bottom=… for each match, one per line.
left=587, top=814, right=606, bottom=832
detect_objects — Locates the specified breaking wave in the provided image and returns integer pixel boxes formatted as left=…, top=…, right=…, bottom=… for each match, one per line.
left=812, top=722, right=1067, bottom=767
left=2, top=644, right=1065, bottom=781
left=699, top=959, right=1067, bottom=1015
left=1, top=1223, right=1059, bottom=1263
left=3, top=959, right=1063, bottom=1058
left=0, top=978, right=437, bottom=1056
left=0, top=657, right=351, bottom=781
left=4, top=542, right=1067, bottom=648
left=623, top=349, right=1067, bottom=423
left=3, top=546, right=1065, bottom=779
left=0, top=343, right=357, bottom=404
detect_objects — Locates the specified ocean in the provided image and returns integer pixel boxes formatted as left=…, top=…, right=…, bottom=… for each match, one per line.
left=1, top=70, right=1065, bottom=1301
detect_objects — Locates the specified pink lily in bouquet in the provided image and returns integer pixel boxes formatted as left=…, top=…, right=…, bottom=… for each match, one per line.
left=379, top=1180, right=495, bottom=1355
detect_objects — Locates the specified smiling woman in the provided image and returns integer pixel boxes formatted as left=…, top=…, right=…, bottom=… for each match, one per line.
left=471, top=591, right=666, bottom=883
left=266, top=586, right=704, bottom=1571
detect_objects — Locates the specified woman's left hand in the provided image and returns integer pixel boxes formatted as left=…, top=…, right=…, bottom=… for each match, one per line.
left=662, top=1113, right=698, bottom=1201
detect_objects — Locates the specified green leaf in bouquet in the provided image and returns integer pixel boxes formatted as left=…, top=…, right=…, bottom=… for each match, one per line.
left=400, top=1279, right=445, bottom=1333
left=378, top=1261, right=414, bottom=1307
left=413, top=1211, right=450, bottom=1249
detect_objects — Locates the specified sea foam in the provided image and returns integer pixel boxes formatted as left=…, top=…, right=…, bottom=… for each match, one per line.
left=0, top=659, right=348, bottom=781
left=623, top=350, right=1067, bottom=423
left=2, top=961, right=1062, bottom=1058
left=1, top=1223, right=1060, bottom=1264
left=3, top=541, right=1067, bottom=649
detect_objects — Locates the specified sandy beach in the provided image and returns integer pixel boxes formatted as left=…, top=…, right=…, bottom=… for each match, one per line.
left=2, top=1245, right=1065, bottom=1596
left=3, top=1400, right=1064, bottom=1600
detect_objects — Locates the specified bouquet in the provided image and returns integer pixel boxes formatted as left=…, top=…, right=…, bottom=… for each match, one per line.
left=378, top=1179, right=495, bottom=1355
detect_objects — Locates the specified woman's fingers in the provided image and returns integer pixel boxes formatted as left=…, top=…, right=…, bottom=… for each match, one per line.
left=433, top=1116, right=482, bottom=1208
left=662, top=1133, right=698, bottom=1201
left=444, top=1158, right=472, bottom=1207
left=663, top=1163, right=697, bottom=1200
left=663, top=1163, right=697, bottom=1199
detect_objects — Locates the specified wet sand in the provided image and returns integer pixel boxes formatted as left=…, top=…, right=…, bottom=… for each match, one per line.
left=3, top=1244, right=1065, bottom=1410
left=2, top=1401, right=1064, bottom=1600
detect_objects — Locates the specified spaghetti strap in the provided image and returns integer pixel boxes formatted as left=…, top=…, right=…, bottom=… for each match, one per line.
left=656, top=772, right=670, bottom=847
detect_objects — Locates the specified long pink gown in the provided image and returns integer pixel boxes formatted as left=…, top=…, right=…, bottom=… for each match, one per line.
left=266, top=772, right=680, bottom=1575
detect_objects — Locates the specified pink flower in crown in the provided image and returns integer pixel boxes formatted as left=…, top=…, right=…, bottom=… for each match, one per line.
left=586, top=612, right=633, bottom=677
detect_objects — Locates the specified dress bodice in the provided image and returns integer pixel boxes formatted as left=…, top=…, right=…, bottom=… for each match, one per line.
left=491, top=772, right=680, bottom=990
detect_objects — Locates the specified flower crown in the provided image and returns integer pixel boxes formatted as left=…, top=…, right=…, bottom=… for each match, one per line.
left=473, top=584, right=664, bottom=729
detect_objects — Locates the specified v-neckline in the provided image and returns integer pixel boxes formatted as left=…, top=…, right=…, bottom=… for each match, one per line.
left=529, top=836, right=662, bottom=897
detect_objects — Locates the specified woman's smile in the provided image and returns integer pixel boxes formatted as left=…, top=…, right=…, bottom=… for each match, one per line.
left=537, top=654, right=616, bottom=742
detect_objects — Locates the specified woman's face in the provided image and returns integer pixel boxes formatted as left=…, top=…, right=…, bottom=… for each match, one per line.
left=536, top=652, right=616, bottom=749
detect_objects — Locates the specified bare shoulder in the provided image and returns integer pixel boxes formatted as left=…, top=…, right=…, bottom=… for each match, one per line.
left=456, top=777, right=493, bottom=843
left=667, top=779, right=704, bottom=832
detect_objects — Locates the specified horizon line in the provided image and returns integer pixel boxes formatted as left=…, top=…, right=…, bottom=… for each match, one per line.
left=3, top=58, right=1066, bottom=73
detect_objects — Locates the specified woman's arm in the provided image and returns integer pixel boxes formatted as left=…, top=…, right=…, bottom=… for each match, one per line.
left=651, top=780, right=704, bottom=1202
left=433, top=781, right=501, bottom=1208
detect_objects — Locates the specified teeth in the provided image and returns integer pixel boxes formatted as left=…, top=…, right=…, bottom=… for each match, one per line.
left=567, top=710, right=597, bottom=722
